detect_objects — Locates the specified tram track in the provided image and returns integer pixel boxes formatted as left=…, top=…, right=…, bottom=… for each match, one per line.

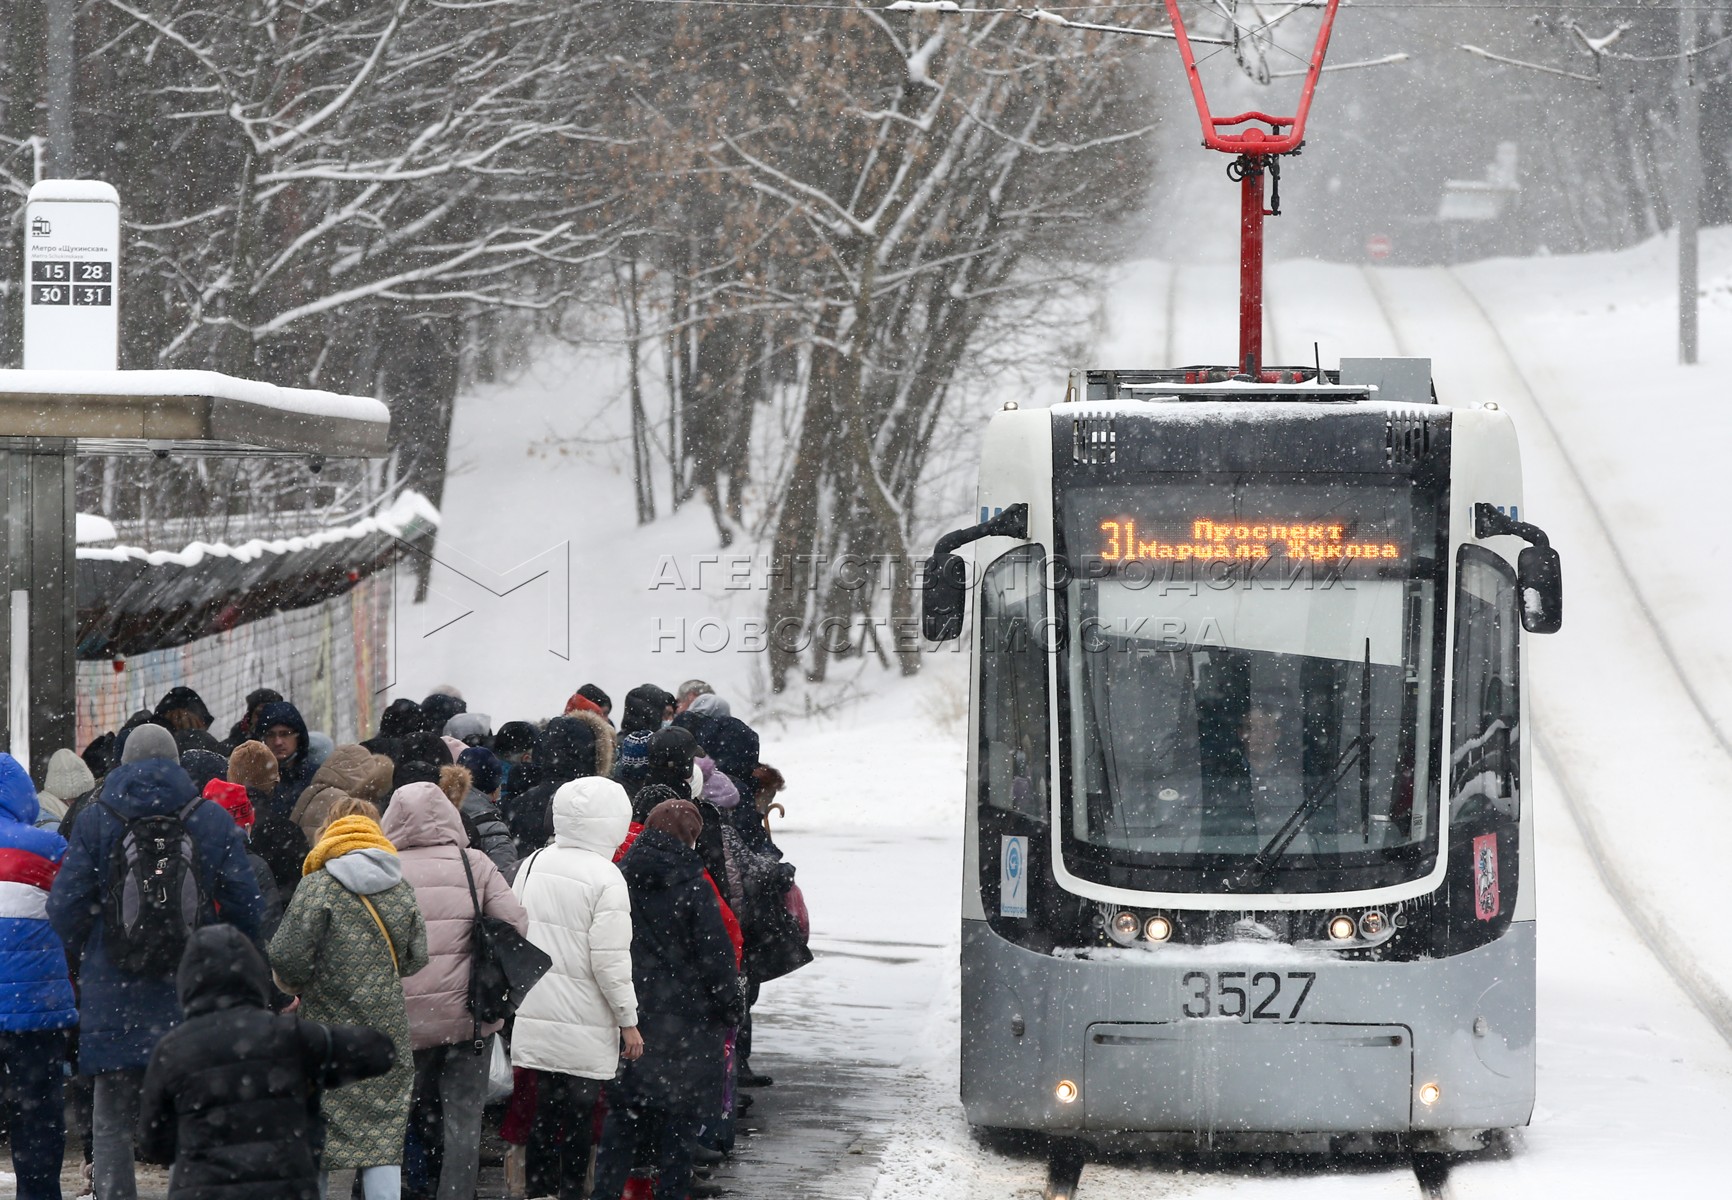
left=1025, top=1145, right=1449, bottom=1199
left=1355, top=263, right=1732, bottom=1051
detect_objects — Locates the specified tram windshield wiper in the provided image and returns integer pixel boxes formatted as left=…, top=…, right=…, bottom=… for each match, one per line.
left=1226, top=639, right=1376, bottom=892
left=1224, top=732, right=1375, bottom=891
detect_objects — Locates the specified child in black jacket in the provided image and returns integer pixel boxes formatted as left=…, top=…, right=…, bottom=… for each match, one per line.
left=139, top=925, right=395, bottom=1200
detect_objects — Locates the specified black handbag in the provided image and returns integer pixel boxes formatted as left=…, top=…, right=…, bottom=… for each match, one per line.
left=458, top=847, right=553, bottom=1037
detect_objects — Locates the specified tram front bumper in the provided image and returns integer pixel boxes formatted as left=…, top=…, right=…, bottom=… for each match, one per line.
left=959, top=919, right=1535, bottom=1137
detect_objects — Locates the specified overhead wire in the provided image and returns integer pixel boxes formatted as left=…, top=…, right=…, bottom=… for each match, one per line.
left=620, top=1, right=1732, bottom=11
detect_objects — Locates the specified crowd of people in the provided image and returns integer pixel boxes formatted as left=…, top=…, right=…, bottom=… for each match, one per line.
left=0, top=678, right=808, bottom=1200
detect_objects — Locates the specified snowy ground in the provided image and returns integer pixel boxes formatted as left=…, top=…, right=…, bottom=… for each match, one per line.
left=377, top=229, right=1732, bottom=1197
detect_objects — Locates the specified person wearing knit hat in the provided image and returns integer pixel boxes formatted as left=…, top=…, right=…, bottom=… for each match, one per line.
left=420, top=692, right=466, bottom=735
left=121, top=722, right=179, bottom=765
left=612, top=730, right=653, bottom=799
left=644, top=797, right=704, bottom=846
left=202, top=779, right=283, bottom=940
left=563, top=690, right=607, bottom=721
left=179, top=749, right=229, bottom=794
left=227, top=740, right=279, bottom=793
left=455, top=748, right=515, bottom=875
left=271, top=811, right=426, bottom=1199
left=685, top=692, right=731, bottom=722
left=443, top=712, right=492, bottom=747
left=37, top=747, right=95, bottom=831
left=227, top=741, right=306, bottom=899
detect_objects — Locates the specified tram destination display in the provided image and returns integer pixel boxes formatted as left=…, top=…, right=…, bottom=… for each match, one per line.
left=1070, top=479, right=1415, bottom=575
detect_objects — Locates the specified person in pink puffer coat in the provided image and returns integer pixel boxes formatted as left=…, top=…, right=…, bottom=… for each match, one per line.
left=380, top=781, right=527, bottom=1200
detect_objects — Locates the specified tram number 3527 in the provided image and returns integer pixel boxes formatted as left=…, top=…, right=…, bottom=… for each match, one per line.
left=1181, top=970, right=1317, bottom=1022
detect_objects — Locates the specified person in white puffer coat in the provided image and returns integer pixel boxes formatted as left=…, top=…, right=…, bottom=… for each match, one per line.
left=510, top=776, right=643, bottom=1200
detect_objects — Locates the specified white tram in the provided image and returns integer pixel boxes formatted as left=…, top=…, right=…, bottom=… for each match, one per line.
left=923, top=360, right=1561, bottom=1148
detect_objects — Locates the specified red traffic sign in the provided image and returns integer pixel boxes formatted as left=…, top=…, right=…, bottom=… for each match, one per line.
left=1365, top=233, right=1393, bottom=262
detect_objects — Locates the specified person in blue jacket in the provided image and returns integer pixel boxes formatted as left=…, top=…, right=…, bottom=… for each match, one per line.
left=0, top=751, right=78, bottom=1199
left=48, top=724, right=263, bottom=1200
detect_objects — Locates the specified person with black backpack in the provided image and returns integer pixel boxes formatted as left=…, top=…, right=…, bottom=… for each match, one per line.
left=47, top=723, right=263, bottom=1200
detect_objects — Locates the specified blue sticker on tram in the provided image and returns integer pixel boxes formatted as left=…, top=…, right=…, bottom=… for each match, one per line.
left=1001, top=835, right=1028, bottom=919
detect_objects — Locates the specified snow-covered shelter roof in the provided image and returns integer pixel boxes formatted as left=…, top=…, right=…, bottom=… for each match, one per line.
left=0, top=368, right=389, bottom=456
left=75, top=492, right=437, bottom=657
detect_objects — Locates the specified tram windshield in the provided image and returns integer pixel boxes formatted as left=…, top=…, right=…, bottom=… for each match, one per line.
left=1059, top=477, right=1444, bottom=894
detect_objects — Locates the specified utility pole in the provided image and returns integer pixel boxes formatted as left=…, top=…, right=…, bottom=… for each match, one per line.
left=44, top=0, right=75, bottom=177
left=1676, top=5, right=1701, bottom=365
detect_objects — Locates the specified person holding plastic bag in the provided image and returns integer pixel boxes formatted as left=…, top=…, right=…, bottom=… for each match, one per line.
left=380, top=781, right=527, bottom=1200
left=509, top=776, right=643, bottom=1200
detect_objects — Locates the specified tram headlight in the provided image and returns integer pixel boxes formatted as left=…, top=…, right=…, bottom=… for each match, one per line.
left=1357, top=910, right=1387, bottom=939
left=1055, top=1079, right=1079, bottom=1104
left=1143, top=914, right=1173, bottom=943
left=1109, top=911, right=1141, bottom=944
left=1327, top=915, right=1357, bottom=941
left=1418, top=1082, right=1441, bottom=1107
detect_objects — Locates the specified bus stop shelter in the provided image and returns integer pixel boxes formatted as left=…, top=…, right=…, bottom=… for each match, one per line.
left=0, top=368, right=389, bottom=771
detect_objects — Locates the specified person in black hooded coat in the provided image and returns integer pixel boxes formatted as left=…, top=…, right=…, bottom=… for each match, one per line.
left=418, top=691, right=466, bottom=734
left=255, top=702, right=315, bottom=821
left=223, top=689, right=283, bottom=752
left=703, top=717, right=775, bottom=853
left=618, top=685, right=675, bottom=739
left=501, top=718, right=597, bottom=857
left=378, top=698, right=428, bottom=741
left=593, top=801, right=741, bottom=1200
left=138, top=926, right=395, bottom=1200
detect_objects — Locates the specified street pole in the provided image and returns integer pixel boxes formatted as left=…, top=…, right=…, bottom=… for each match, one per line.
left=44, top=0, right=75, bottom=177
left=1676, top=5, right=1700, bottom=365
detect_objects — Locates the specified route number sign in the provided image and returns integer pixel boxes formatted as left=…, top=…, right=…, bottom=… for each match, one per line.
left=24, top=180, right=120, bottom=370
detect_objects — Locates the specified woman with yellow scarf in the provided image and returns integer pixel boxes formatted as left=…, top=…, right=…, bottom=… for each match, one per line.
left=271, top=800, right=429, bottom=1200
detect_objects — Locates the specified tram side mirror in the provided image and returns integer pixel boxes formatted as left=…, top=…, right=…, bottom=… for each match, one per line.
left=922, top=553, right=969, bottom=642
left=1517, top=545, right=1563, bottom=635
left=922, top=503, right=1030, bottom=642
